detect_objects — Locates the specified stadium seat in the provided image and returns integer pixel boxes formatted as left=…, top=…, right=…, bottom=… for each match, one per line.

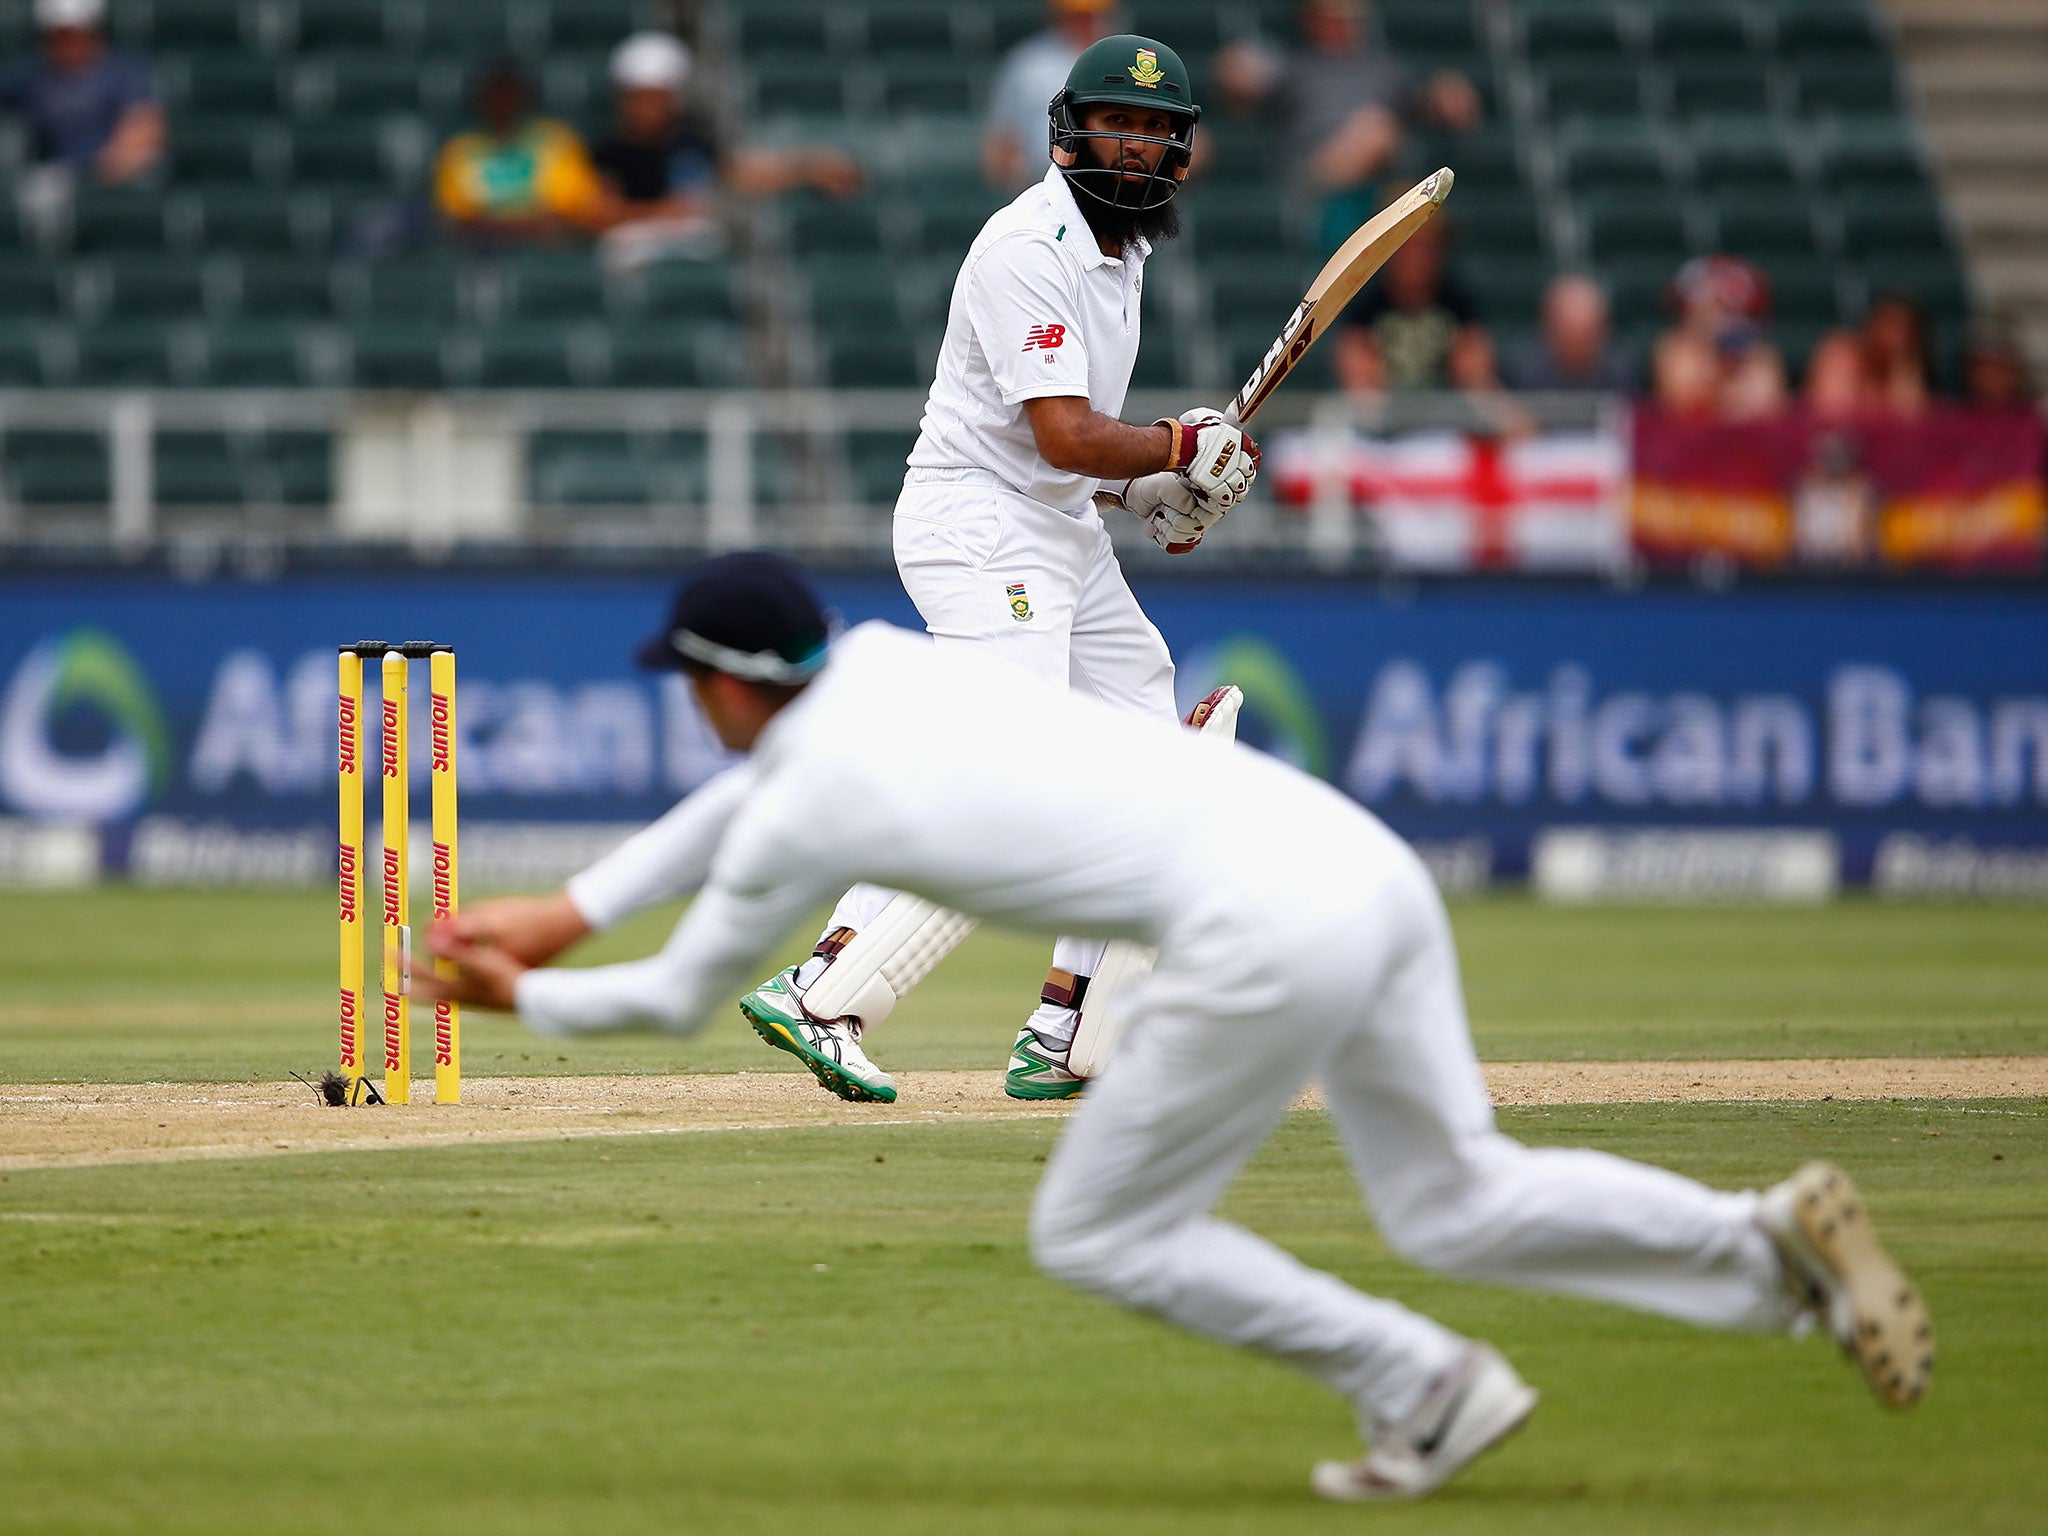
left=863, top=2, right=963, bottom=57
left=843, top=429, right=915, bottom=505
left=1539, top=56, right=1649, bottom=127
left=288, top=122, right=393, bottom=191
left=1690, top=132, right=1800, bottom=195
left=789, top=197, right=891, bottom=257
left=736, top=3, right=836, bottom=56
left=543, top=0, right=653, bottom=51
left=69, top=187, right=176, bottom=253
left=1817, top=127, right=1927, bottom=195
left=0, top=331, right=52, bottom=385
left=1838, top=196, right=1950, bottom=260
left=1712, top=201, right=1823, bottom=261
left=140, top=0, right=250, bottom=50
left=1756, top=259, right=1847, bottom=327
left=1462, top=253, right=1554, bottom=325
left=171, top=56, right=291, bottom=119
left=1597, top=257, right=1678, bottom=329
left=605, top=326, right=728, bottom=387
left=821, top=334, right=925, bottom=388
left=200, top=323, right=315, bottom=386
left=1413, top=127, right=1518, bottom=191
left=1127, top=326, right=1191, bottom=390
left=1379, top=1, right=1483, bottom=57
left=807, top=256, right=908, bottom=330
left=169, top=119, right=281, bottom=186
left=3, top=431, right=109, bottom=504
left=1647, top=1, right=1751, bottom=59
left=349, top=258, right=467, bottom=323
left=877, top=58, right=982, bottom=118
left=472, top=327, right=585, bottom=388
left=501, top=254, right=608, bottom=321
left=321, top=54, right=430, bottom=115
left=531, top=431, right=656, bottom=506
left=291, top=0, right=394, bottom=52
left=1456, top=193, right=1546, bottom=255
left=0, top=256, right=70, bottom=318
left=197, top=189, right=306, bottom=252
left=154, top=432, right=247, bottom=505
left=95, top=257, right=212, bottom=321
left=1209, top=259, right=1316, bottom=324
left=1195, top=192, right=1297, bottom=258
left=416, top=5, right=525, bottom=57
left=1225, top=321, right=1331, bottom=393
left=1202, top=123, right=1279, bottom=188
left=1560, top=136, right=1670, bottom=195
left=255, top=432, right=334, bottom=504
left=1583, top=198, right=1693, bottom=264
left=1774, top=3, right=1884, bottom=63
left=1853, top=255, right=1969, bottom=323
left=537, top=53, right=611, bottom=124
left=746, top=53, right=860, bottom=124
left=1521, top=3, right=1628, bottom=61
left=74, top=323, right=184, bottom=385
left=633, top=260, right=739, bottom=322
left=348, top=326, right=450, bottom=389
left=1793, top=59, right=1899, bottom=118
left=1669, top=60, right=1776, bottom=119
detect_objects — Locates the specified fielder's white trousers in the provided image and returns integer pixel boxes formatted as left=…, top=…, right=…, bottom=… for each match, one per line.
left=1030, top=826, right=1794, bottom=1423
left=823, top=475, right=1178, bottom=1022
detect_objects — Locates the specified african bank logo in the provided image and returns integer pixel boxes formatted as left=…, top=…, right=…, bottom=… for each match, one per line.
left=1180, top=635, right=1330, bottom=778
left=0, top=629, right=171, bottom=821
left=1128, top=48, right=1164, bottom=88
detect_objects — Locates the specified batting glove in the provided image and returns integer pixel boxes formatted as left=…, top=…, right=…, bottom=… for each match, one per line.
left=1125, top=471, right=1224, bottom=554
left=1157, top=407, right=1262, bottom=510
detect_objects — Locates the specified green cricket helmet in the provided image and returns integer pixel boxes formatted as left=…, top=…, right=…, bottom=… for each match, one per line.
left=1049, top=34, right=1201, bottom=211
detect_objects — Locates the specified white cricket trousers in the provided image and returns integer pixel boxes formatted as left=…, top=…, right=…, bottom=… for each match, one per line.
left=823, top=474, right=1178, bottom=998
left=1030, top=825, right=1794, bottom=1424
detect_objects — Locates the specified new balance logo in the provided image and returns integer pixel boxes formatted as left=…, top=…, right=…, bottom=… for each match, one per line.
left=1022, top=324, right=1066, bottom=351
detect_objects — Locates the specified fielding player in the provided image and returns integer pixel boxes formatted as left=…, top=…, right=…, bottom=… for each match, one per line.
left=731, top=33, right=1260, bottom=1106
left=423, top=554, right=1932, bottom=1503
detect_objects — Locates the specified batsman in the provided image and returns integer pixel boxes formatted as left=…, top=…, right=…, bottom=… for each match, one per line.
left=728, top=34, right=1265, bottom=1103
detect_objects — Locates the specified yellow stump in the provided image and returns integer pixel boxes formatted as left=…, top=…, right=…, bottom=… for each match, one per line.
left=338, top=649, right=364, bottom=1088
left=380, top=650, right=411, bottom=1105
left=430, top=648, right=460, bottom=1104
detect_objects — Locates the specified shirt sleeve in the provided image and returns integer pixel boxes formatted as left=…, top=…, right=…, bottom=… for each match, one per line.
left=537, top=122, right=603, bottom=221
left=965, top=231, right=1093, bottom=406
left=434, top=138, right=479, bottom=221
left=563, top=763, right=758, bottom=931
left=515, top=772, right=840, bottom=1038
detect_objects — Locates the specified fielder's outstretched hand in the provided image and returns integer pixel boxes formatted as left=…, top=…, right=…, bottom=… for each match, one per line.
left=432, top=892, right=591, bottom=965
left=415, top=921, right=529, bottom=1012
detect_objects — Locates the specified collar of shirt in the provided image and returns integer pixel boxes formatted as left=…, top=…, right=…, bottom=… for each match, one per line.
left=1037, top=165, right=1150, bottom=271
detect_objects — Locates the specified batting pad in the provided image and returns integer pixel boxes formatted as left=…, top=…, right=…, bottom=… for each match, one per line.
left=800, top=893, right=978, bottom=1029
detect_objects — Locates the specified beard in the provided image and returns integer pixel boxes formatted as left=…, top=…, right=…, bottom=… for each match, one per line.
left=1067, top=171, right=1184, bottom=253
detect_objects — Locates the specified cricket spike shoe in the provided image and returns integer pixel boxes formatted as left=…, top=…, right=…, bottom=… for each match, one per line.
left=1758, top=1160, right=1934, bottom=1409
left=1312, top=1344, right=1537, bottom=1503
left=1004, top=1026, right=1087, bottom=1100
left=739, top=967, right=898, bottom=1104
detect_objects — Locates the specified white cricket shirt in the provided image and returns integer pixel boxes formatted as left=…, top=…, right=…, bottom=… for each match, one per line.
left=520, top=622, right=1398, bottom=1037
left=906, top=166, right=1149, bottom=514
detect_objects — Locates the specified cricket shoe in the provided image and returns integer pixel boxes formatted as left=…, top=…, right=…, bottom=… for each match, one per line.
left=1758, top=1160, right=1933, bottom=1409
left=1312, top=1344, right=1537, bottom=1503
left=739, top=967, right=898, bottom=1104
left=1004, top=1026, right=1086, bottom=1100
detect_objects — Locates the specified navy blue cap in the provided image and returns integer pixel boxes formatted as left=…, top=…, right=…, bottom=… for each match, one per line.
left=636, top=552, right=831, bottom=683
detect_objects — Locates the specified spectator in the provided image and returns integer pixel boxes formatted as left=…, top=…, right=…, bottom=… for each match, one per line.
left=1501, top=274, right=1634, bottom=392
left=1652, top=256, right=1787, bottom=422
left=1217, top=0, right=1481, bottom=253
left=590, top=32, right=864, bottom=272
left=982, top=0, right=1126, bottom=192
left=434, top=61, right=605, bottom=247
left=1804, top=294, right=1934, bottom=422
left=1332, top=215, right=1495, bottom=393
left=1964, top=321, right=2038, bottom=413
left=0, top=0, right=164, bottom=240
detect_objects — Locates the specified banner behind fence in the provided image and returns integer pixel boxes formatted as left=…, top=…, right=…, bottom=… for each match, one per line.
left=1, top=572, right=2043, bottom=891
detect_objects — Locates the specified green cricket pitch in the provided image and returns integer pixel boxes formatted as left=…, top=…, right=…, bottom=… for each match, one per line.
left=0, top=890, right=2042, bottom=1534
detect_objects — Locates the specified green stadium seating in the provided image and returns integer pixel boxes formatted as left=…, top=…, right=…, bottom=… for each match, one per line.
left=322, top=54, right=431, bottom=115
left=1669, top=60, right=1775, bottom=118
left=200, top=323, right=314, bottom=385
left=1459, top=254, right=1553, bottom=325
left=0, top=257, right=70, bottom=318
left=198, top=188, right=308, bottom=253
left=1225, top=321, right=1331, bottom=392
left=1521, top=4, right=1628, bottom=61
left=95, top=257, right=211, bottom=320
left=75, top=323, right=183, bottom=385
left=530, top=431, right=655, bottom=505
left=1455, top=193, right=1545, bottom=254
left=1713, top=201, right=1823, bottom=261
left=1794, top=59, right=1898, bottom=117
left=348, top=259, right=466, bottom=322
left=1838, top=195, right=1949, bottom=260
left=1414, top=127, right=1518, bottom=191
left=259, top=431, right=333, bottom=503
left=844, top=427, right=916, bottom=504
left=1598, top=257, right=1679, bottom=328
left=500, top=254, right=607, bottom=321
left=1194, top=191, right=1297, bottom=257
left=736, top=4, right=835, bottom=57
left=69, top=187, right=176, bottom=252
left=1559, top=135, right=1669, bottom=195
left=807, top=256, right=908, bottom=329
left=1584, top=198, right=1693, bottom=263
left=3, top=431, right=109, bottom=504
left=155, top=431, right=247, bottom=504
left=1775, top=4, right=1884, bottom=63
left=605, top=326, right=732, bottom=387
left=171, top=56, right=291, bottom=118
left=1538, top=57, right=1648, bottom=126
left=1854, top=255, right=1969, bottom=323
left=1647, top=2, right=1751, bottom=59
left=0, top=332, right=50, bottom=385
left=789, top=198, right=892, bottom=257
left=348, top=326, right=449, bottom=389
left=1209, top=259, right=1315, bottom=324
left=1757, top=258, right=1847, bottom=326
left=545, top=0, right=653, bottom=51
left=1126, top=326, right=1188, bottom=390
left=472, top=327, right=584, bottom=388
left=416, top=5, right=526, bottom=57
left=288, top=122, right=393, bottom=191
left=169, top=119, right=280, bottom=186
left=1380, top=2, right=1483, bottom=56
left=1817, top=126, right=1926, bottom=194
left=135, top=0, right=250, bottom=51
left=878, top=57, right=982, bottom=117
left=821, top=334, right=924, bottom=388
left=1690, top=132, right=1800, bottom=195
left=633, top=260, right=740, bottom=323
left=232, top=257, right=331, bottom=318
left=291, top=0, right=394, bottom=53
left=864, top=3, right=962, bottom=58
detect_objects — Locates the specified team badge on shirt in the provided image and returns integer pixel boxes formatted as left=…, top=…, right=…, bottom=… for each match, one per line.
left=1022, top=324, right=1067, bottom=352
left=1005, top=583, right=1034, bottom=622
left=1129, top=49, right=1165, bottom=88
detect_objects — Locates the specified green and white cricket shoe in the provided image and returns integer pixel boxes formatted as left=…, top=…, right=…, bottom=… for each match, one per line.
left=1004, top=1026, right=1087, bottom=1101
left=739, top=967, right=898, bottom=1104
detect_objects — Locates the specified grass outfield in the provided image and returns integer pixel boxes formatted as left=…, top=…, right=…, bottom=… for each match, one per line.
left=0, top=1102, right=2041, bottom=1535
left=1, top=890, right=2045, bottom=1082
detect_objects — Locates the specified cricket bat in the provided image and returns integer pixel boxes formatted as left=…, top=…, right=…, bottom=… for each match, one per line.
left=1223, top=166, right=1455, bottom=426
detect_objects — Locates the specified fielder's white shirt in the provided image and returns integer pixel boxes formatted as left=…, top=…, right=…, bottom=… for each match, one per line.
left=906, top=166, right=1148, bottom=514
left=521, top=622, right=1383, bottom=1037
